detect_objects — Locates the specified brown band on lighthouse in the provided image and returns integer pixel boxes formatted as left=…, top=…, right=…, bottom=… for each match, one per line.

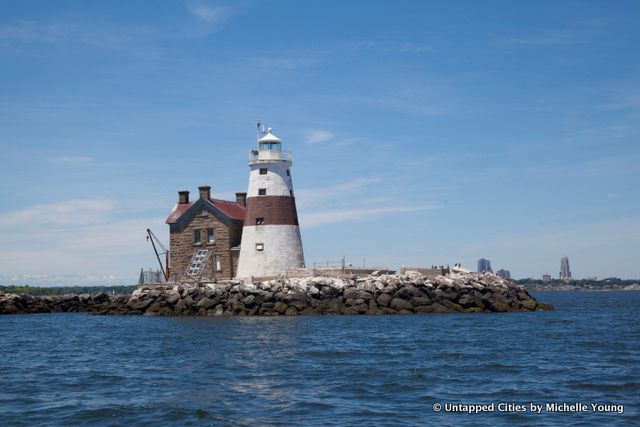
left=245, top=196, right=299, bottom=226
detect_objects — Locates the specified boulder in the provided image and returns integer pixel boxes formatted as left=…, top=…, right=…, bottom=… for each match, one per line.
left=376, top=294, right=393, bottom=307
left=274, top=302, right=289, bottom=314
left=196, top=297, right=218, bottom=309
left=390, top=298, right=414, bottom=311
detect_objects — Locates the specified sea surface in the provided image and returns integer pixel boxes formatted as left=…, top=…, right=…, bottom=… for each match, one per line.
left=0, top=291, right=638, bottom=426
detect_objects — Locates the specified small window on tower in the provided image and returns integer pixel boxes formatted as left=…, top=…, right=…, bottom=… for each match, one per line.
left=207, top=228, right=215, bottom=243
left=256, top=243, right=264, bottom=251
left=259, top=168, right=268, bottom=175
left=256, top=217, right=264, bottom=225
left=286, top=169, right=290, bottom=176
left=290, top=190, right=293, bottom=197
left=258, top=188, right=266, bottom=196
left=194, top=229, right=201, bottom=244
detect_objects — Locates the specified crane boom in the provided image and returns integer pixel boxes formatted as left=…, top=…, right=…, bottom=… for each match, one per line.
left=146, top=228, right=170, bottom=281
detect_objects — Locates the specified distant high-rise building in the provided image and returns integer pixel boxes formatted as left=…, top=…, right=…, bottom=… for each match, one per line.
left=542, top=274, right=552, bottom=282
left=497, top=269, right=511, bottom=280
left=477, top=258, right=493, bottom=273
left=560, top=256, right=572, bottom=281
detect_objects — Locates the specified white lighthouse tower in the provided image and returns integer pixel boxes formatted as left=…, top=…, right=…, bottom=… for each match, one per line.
left=235, top=122, right=305, bottom=278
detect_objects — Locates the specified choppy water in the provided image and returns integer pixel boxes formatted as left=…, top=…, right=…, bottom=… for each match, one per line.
left=0, top=291, right=638, bottom=426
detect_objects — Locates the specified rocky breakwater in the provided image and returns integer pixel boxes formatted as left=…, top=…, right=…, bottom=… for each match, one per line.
left=0, top=291, right=122, bottom=315
left=103, top=272, right=553, bottom=316
left=0, top=272, right=553, bottom=316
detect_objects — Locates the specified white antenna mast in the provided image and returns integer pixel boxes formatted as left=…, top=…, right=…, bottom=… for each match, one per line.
left=256, top=118, right=267, bottom=149
left=256, top=118, right=261, bottom=147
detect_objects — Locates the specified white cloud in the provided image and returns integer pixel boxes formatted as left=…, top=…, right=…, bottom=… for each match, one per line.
left=0, top=199, right=115, bottom=226
left=0, top=20, right=68, bottom=44
left=296, top=178, right=381, bottom=209
left=0, top=8, right=234, bottom=55
left=295, top=178, right=440, bottom=228
left=253, top=57, right=315, bottom=70
left=301, top=205, right=440, bottom=228
left=187, top=3, right=230, bottom=24
left=502, top=28, right=591, bottom=46
left=0, top=215, right=165, bottom=280
left=334, top=94, right=453, bottom=117
left=50, top=156, right=92, bottom=164
left=306, top=129, right=334, bottom=144
left=347, top=41, right=433, bottom=54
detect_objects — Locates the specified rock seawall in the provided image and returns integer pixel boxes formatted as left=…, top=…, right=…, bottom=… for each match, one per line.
left=0, top=291, right=117, bottom=315
left=0, top=272, right=552, bottom=315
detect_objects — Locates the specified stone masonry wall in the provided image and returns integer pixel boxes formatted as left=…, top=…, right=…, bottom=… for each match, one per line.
left=169, top=211, right=242, bottom=280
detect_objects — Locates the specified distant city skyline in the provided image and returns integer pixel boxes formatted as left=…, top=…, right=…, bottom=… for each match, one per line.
left=560, top=256, right=572, bottom=281
left=477, top=258, right=493, bottom=274
left=497, top=269, right=511, bottom=280
left=0, top=1, right=639, bottom=285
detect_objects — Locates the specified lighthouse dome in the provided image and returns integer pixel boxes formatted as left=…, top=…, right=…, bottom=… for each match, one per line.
left=258, top=128, right=281, bottom=143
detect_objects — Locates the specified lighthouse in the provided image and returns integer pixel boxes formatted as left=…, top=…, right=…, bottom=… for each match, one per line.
left=235, top=123, right=305, bottom=278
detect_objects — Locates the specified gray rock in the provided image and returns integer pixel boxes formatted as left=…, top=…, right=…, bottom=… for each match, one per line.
left=166, top=292, right=181, bottom=304
left=196, top=297, right=218, bottom=309
left=376, top=294, right=393, bottom=307
left=274, top=302, right=288, bottom=314
left=345, top=298, right=365, bottom=307
left=390, top=298, right=414, bottom=311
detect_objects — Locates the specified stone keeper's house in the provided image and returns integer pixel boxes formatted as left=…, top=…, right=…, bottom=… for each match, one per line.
left=165, top=186, right=246, bottom=280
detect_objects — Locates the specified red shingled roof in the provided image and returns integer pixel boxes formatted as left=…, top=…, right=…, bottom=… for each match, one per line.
left=165, top=198, right=245, bottom=224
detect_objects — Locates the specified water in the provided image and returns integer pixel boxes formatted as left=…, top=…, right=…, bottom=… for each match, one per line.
left=0, top=291, right=638, bottom=426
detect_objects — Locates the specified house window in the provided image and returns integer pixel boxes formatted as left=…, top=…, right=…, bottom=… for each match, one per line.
left=258, top=188, right=266, bottom=196
left=193, top=229, right=201, bottom=244
left=259, top=168, right=268, bottom=175
left=256, top=217, right=265, bottom=225
left=255, top=243, right=264, bottom=251
left=286, top=169, right=290, bottom=176
left=215, top=255, right=221, bottom=271
left=207, top=228, right=215, bottom=243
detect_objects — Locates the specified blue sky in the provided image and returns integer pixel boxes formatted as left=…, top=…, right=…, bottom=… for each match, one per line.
left=0, top=0, right=638, bottom=285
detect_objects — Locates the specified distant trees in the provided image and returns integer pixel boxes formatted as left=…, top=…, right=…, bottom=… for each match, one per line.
left=514, top=278, right=638, bottom=290
left=0, top=285, right=136, bottom=296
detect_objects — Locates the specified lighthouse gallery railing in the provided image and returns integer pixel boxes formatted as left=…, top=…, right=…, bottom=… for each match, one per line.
left=248, top=149, right=292, bottom=162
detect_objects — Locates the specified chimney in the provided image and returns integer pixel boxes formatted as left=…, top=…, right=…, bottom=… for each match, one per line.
left=235, top=192, right=247, bottom=206
left=178, top=190, right=190, bottom=204
left=198, top=185, right=211, bottom=200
